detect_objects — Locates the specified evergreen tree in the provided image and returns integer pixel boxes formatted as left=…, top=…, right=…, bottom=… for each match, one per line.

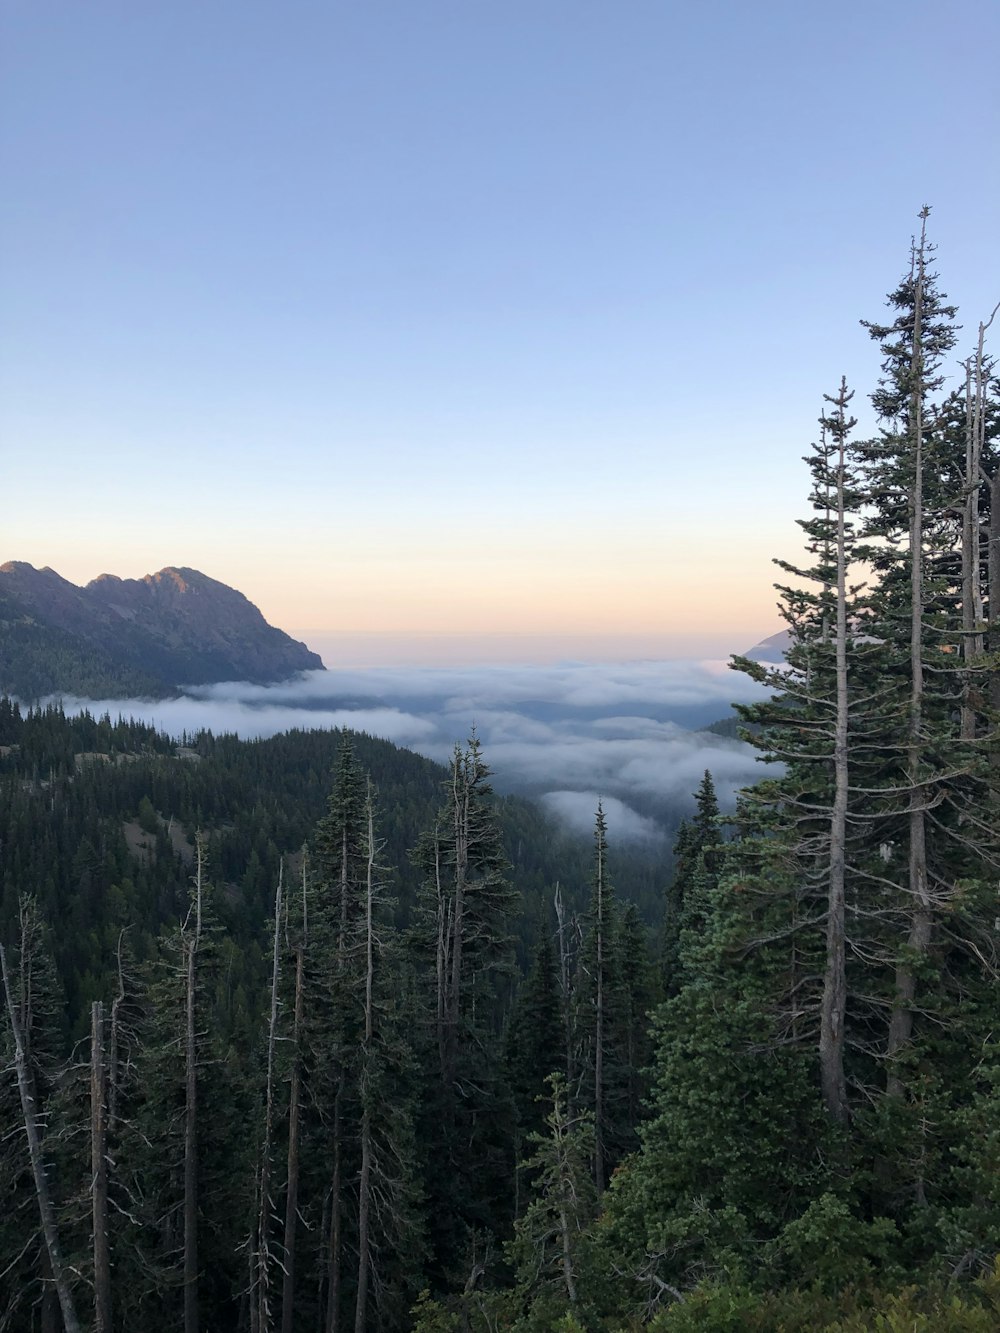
left=506, top=1074, right=597, bottom=1328
left=663, top=772, right=723, bottom=996
left=575, top=806, right=650, bottom=1188
left=411, top=735, right=518, bottom=1283
left=122, top=836, right=253, bottom=1331
left=505, top=928, right=565, bottom=1211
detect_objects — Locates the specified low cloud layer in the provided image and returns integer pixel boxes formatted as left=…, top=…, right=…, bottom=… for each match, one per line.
left=541, top=791, right=665, bottom=843
left=51, top=660, right=770, bottom=841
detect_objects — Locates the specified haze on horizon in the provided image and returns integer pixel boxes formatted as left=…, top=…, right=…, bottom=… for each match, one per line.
left=2, top=1, right=998, bottom=658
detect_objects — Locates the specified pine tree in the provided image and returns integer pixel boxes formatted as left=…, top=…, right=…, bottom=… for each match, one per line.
left=859, top=208, right=967, bottom=1095
left=505, top=929, right=565, bottom=1212
left=602, top=811, right=830, bottom=1299
left=507, top=1074, right=597, bottom=1325
left=123, top=834, right=252, bottom=1331
left=410, top=735, right=518, bottom=1281
left=313, top=738, right=367, bottom=1333
left=575, top=806, right=649, bottom=1188
left=580, top=804, right=613, bottom=1192
left=352, top=781, right=425, bottom=1333
left=663, top=772, right=722, bottom=996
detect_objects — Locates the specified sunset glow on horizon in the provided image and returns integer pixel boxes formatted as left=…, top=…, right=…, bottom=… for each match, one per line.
left=3, top=2, right=997, bottom=664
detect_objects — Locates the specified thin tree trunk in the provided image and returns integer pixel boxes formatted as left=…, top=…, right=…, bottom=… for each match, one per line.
left=254, top=864, right=284, bottom=1333
left=107, top=929, right=127, bottom=1135
left=326, top=1111, right=343, bottom=1333
left=554, top=884, right=573, bottom=1088
left=40, top=1251, right=60, bottom=1333
left=354, top=793, right=376, bottom=1333
left=977, top=306, right=1000, bottom=775
left=281, top=860, right=308, bottom=1333
left=887, top=215, right=932, bottom=1096
left=594, top=809, right=605, bottom=1194
left=961, top=358, right=979, bottom=740
left=434, top=831, right=449, bottom=1077
left=819, top=381, right=851, bottom=1124
left=184, top=836, right=205, bottom=1333
left=559, top=1193, right=578, bottom=1308
left=990, top=470, right=1000, bottom=724
left=445, top=754, right=469, bottom=1091
left=0, top=944, right=82, bottom=1333
left=554, top=1091, right=578, bottom=1307
left=326, top=822, right=352, bottom=1333
left=91, top=1001, right=112, bottom=1333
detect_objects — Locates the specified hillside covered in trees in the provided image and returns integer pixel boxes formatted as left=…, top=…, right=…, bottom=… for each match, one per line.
left=0, top=563, right=323, bottom=700
left=3, top=217, right=1000, bottom=1330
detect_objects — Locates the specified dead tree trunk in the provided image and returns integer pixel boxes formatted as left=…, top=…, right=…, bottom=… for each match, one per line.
left=184, top=835, right=206, bottom=1333
left=91, top=1001, right=112, bottom=1333
left=281, top=857, right=308, bottom=1333
left=554, top=884, right=573, bottom=1089
left=107, top=930, right=127, bottom=1136
left=325, top=811, right=357, bottom=1333
left=354, top=793, right=377, bottom=1333
left=593, top=807, right=606, bottom=1193
left=0, top=943, right=81, bottom=1333
left=253, top=863, right=283, bottom=1333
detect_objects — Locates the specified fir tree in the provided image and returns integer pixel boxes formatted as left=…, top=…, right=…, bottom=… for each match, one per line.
left=410, top=735, right=518, bottom=1283
left=507, top=1074, right=597, bottom=1327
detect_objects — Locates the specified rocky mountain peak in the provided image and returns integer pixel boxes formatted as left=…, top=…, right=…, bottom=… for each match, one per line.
left=0, top=562, right=325, bottom=698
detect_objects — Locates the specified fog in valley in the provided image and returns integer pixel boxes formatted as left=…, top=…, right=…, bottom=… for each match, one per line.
left=50, top=658, right=770, bottom=842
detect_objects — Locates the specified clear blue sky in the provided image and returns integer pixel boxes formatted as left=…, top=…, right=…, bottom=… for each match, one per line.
left=3, top=1, right=998, bottom=661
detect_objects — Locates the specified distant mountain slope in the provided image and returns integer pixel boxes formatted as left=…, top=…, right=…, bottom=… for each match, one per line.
left=743, top=628, right=791, bottom=664
left=0, top=562, right=324, bottom=699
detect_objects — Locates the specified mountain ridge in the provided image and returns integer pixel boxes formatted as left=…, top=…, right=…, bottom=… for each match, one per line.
left=0, top=561, right=324, bottom=699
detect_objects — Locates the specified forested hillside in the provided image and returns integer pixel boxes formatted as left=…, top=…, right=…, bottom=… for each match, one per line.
left=3, top=219, right=1000, bottom=1331
left=0, top=563, right=323, bottom=699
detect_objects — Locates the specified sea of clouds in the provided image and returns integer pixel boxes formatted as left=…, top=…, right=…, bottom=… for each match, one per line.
left=52, top=660, right=771, bottom=842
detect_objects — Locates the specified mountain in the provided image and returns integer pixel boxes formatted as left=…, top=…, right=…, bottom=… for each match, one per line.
left=743, top=628, right=791, bottom=663
left=0, top=562, right=324, bottom=699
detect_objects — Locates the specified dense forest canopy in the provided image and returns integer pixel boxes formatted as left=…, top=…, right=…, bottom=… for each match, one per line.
left=3, top=218, right=1000, bottom=1330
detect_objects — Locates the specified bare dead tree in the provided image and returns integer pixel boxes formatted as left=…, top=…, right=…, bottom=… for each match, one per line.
left=0, top=942, right=81, bottom=1333
left=183, top=833, right=206, bottom=1333
left=592, top=806, right=607, bottom=1193
left=107, top=930, right=128, bottom=1136
left=252, top=862, right=284, bottom=1333
left=354, top=790, right=377, bottom=1333
left=91, top=1001, right=112, bottom=1333
left=280, top=854, right=308, bottom=1333
left=553, top=884, right=573, bottom=1089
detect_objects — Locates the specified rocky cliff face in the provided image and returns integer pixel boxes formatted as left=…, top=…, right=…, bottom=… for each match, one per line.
left=0, top=562, right=324, bottom=698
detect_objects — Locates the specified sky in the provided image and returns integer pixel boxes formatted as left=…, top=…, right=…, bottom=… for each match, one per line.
left=3, top=1, right=999, bottom=663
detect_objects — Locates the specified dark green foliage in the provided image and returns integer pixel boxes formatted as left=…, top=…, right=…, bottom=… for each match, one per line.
left=661, top=771, right=721, bottom=996
left=506, top=1074, right=598, bottom=1328
left=122, top=850, right=254, bottom=1331
left=506, top=931, right=565, bottom=1177
left=2, top=215, right=999, bottom=1325
left=410, top=737, right=520, bottom=1283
